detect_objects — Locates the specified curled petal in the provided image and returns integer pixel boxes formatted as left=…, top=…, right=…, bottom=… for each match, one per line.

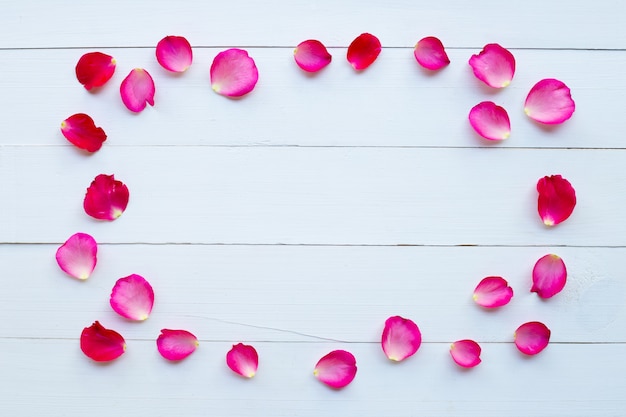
left=83, top=174, right=129, bottom=221
left=80, top=321, right=126, bottom=362
left=469, top=101, right=511, bottom=141
left=75, top=52, right=116, bottom=90
left=414, top=36, right=450, bottom=71
left=347, top=33, right=381, bottom=71
left=514, top=321, right=551, bottom=355
left=226, top=343, right=258, bottom=378
left=60, top=113, right=107, bottom=152
left=468, top=43, right=515, bottom=88
left=157, top=329, right=198, bottom=361
left=55, top=232, right=97, bottom=280
left=532, top=254, right=567, bottom=298
left=120, top=68, right=155, bottom=112
left=524, top=78, right=575, bottom=124
left=450, top=339, right=482, bottom=368
left=381, top=316, right=422, bottom=361
left=537, top=174, right=576, bottom=226
left=156, top=35, right=193, bottom=72
left=473, top=276, right=513, bottom=308
left=211, top=49, right=259, bottom=97
left=110, top=274, right=155, bottom=321
left=294, top=39, right=332, bottom=72
left=314, top=350, right=357, bottom=389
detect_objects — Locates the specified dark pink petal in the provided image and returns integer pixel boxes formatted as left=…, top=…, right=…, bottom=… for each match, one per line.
left=314, top=350, right=357, bottom=389
left=60, top=113, right=107, bottom=152
left=468, top=101, right=511, bottom=141
left=83, top=174, right=129, bottom=221
left=514, top=321, right=551, bottom=355
left=347, top=33, right=381, bottom=71
left=80, top=321, right=126, bottom=362
left=75, top=52, right=116, bottom=90
left=157, top=329, right=198, bottom=361
left=473, top=276, right=514, bottom=308
left=210, top=49, right=259, bottom=97
left=468, top=43, right=515, bottom=88
left=537, top=174, right=576, bottom=226
left=450, top=340, right=482, bottom=368
left=381, top=316, right=422, bottom=361
left=120, top=68, right=155, bottom=112
left=110, top=274, right=154, bottom=321
left=55, top=232, right=97, bottom=280
left=414, top=36, right=450, bottom=71
left=524, top=78, right=575, bottom=124
left=156, top=35, right=193, bottom=72
left=532, top=254, right=567, bottom=298
left=294, top=39, right=332, bottom=72
left=226, top=343, right=258, bottom=378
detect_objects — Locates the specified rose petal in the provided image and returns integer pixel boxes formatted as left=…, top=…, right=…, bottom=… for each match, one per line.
left=514, top=321, right=551, bottom=355
left=60, top=113, right=107, bottom=152
left=157, top=329, right=198, bottom=361
left=347, top=33, right=381, bottom=71
left=156, top=35, right=193, bottom=72
left=83, top=174, right=129, bottom=221
left=532, top=254, right=567, bottom=298
left=75, top=52, right=116, bottom=90
left=450, top=339, right=482, bottom=368
left=226, top=343, right=258, bottom=378
left=468, top=101, right=511, bottom=141
left=314, top=350, right=357, bottom=389
left=120, top=68, right=155, bottom=112
left=210, top=49, right=259, bottom=97
left=468, top=43, right=515, bottom=88
left=537, top=174, right=576, bottom=226
left=294, top=39, right=332, bottom=72
left=524, top=78, right=575, bottom=124
left=80, top=321, right=126, bottom=362
left=110, top=274, right=155, bottom=321
left=55, top=232, right=97, bottom=280
left=414, top=36, right=450, bottom=71
left=473, top=276, right=514, bottom=308
left=381, top=316, right=422, bottom=361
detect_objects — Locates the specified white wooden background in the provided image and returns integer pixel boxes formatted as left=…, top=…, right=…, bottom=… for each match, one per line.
left=1, top=1, right=625, bottom=415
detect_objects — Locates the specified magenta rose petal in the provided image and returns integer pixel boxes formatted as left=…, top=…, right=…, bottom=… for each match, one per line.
left=514, top=321, right=551, bottom=355
left=294, top=39, right=332, bottom=72
left=156, top=35, right=193, bottom=72
left=80, top=321, right=126, bottom=362
left=524, top=78, right=575, bottom=124
left=347, top=33, right=381, bottom=71
left=210, top=48, right=259, bottom=97
left=473, top=276, right=514, bottom=308
left=450, top=340, right=482, bottom=368
left=468, top=43, right=515, bottom=88
left=537, top=174, right=576, bottom=226
left=83, top=174, right=129, bottom=221
left=532, top=254, right=567, bottom=298
left=314, top=350, right=357, bottom=389
left=381, top=315, right=422, bottom=361
left=414, top=36, right=450, bottom=70
left=157, top=329, right=198, bottom=361
left=110, top=274, right=155, bottom=321
left=120, top=68, right=155, bottom=112
left=75, top=52, right=116, bottom=90
left=61, top=113, right=107, bottom=152
left=468, top=101, right=511, bottom=141
left=56, top=232, right=97, bottom=280
left=226, top=343, right=259, bottom=378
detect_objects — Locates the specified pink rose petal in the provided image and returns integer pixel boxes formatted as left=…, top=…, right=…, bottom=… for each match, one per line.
left=294, top=39, right=332, bottom=72
left=120, top=68, right=155, bottom=112
left=468, top=43, right=515, bottom=88
left=347, top=33, right=381, bottom=71
left=524, top=78, right=575, bottom=124
left=537, top=174, right=576, bottom=226
left=468, top=101, right=511, bottom=141
left=110, top=274, right=155, bottom=321
left=314, top=349, right=357, bottom=389
left=61, top=113, right=107, bottom=152
left=211, top=48, right=259, bottom=97
left=473, top=276, right=514, bottom=308
left=381, top=316, right=422, bottom=361
left=75, top=52, right=116, bottom=90
left=514, top=321, right=551, bottom=355
left=226, top=343, right=258, bottom=378
left=156, top=35, right=193, bottom=72
left=56, top=232, right=97, bottom=280
left=83, top=174, right=129, bottom=221
left=414, top=36, right=450, bottom=71
left=532, top=254, right=567, bottom=298
left=80, top=321, right=126, bottom=362
left=157, top=329, right=198, bottom=361
left=450, top=339, right=482, bottom=368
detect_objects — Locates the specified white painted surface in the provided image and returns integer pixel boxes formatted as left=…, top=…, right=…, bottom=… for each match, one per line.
left=1, top=1, right=625, bottom=416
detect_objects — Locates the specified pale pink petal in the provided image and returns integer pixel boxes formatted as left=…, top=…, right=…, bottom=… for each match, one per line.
left=347, top=33, right=381, bottom=71
left=157, top=329, right=198, bottom=361
left=314, top=350, right=357, bottom=389
left=381, top=316, right=422, bottom=361
left=450, top=339, right=482, bottom=368
left=80, top=321, right=126, bottom=362
left=120, top=68, right=155, bottom=112
left=514, top=321, right=551, bottom=355
left=537, top=174, right=576, bottom=226
left=468, top=43, right=515, bottom=88
left=211, top=49, right=259, bottom=97
left=226, top=343, right=258, bottom=378
left=468, top=101, right=511, bottom=141
left=110, top=274, right=155, bottom=321
left=414, top=36, right=450, bottom=71
left=532, top=254, right=567, bottom=298
left=83, top=174, right=129, bottom=221
left=294, top=39, right=332, bottom=72
left=55, top=232, right=97, bottom=280
left=524, top=78, right=575, bottom=124
left=473, top=276, right=514, bottom=308
left=156, top=35, right=193, bottom=72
